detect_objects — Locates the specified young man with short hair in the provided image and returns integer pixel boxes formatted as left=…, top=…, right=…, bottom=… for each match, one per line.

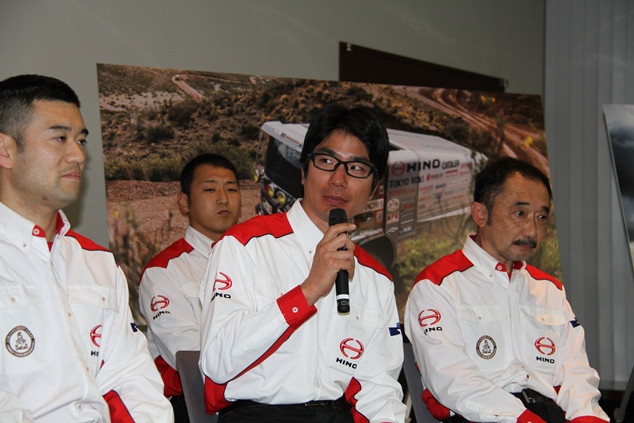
left=0, top=74, right=173, bottom=422
left=139, top=153, right=241, bottom=422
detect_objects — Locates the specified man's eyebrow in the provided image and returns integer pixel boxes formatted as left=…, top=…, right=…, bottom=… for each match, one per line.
left=315, top=147, right=371, bottom=163
left=49, top=125, right=89, bottom=136
left=201, top=179, right=239, bottom=185
left=514, top=201, right=550, bottom=214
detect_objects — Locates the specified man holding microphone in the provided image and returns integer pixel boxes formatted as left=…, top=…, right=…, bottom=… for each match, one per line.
left=199, top=105, right=406, bottom=423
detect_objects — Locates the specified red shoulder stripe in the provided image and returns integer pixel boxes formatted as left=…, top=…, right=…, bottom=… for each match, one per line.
left=414, top=249, right=473, bottom=287
left=525, top=264, right=563, bottom=290
left=354, top=246, right=392, bottom=281
left=139, top=238, right=194, bottom=285
left=66, top=230, right=110, bottom=252
left=145, top=238, right=193, bottom=270
left=220, top=213, right=293, bottom=246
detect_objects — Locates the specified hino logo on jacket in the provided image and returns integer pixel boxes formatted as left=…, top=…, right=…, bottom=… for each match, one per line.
left=336, top=338, right=364, bottom=369
left=151, top=295, right=171, bottom=319
left=211, top=272, right=232, bottom=301
left=418, top=309, right=443, bottom=335
left=535, top=337, right=556, bottom=364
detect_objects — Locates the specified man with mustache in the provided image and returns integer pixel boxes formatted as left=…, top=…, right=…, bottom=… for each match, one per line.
left=405, top=157, right=609, bottom=423
left=0, top=74, right=173, bottom=422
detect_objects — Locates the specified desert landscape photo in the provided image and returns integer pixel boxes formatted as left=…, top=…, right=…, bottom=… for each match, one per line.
left=97, top=63, right=557, bottom=322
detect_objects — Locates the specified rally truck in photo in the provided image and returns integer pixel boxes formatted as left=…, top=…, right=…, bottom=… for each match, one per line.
left=254, top=121, right=486, bottom=272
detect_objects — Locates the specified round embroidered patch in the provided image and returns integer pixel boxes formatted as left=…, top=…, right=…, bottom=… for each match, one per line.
left=476, top=335, right=497, bottom=359
left=5, top=326, right=35, bottom=357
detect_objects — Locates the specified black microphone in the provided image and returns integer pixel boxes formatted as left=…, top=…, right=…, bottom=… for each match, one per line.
left=328, top=208, right=350, bottom=314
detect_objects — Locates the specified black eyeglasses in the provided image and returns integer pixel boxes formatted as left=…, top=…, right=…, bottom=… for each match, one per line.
left=307, top=152, right=377, bottom=179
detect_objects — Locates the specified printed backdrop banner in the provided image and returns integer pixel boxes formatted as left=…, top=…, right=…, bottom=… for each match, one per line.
left=97, top=64, right=560, bottom=323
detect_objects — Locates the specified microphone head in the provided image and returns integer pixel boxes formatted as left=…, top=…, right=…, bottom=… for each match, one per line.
left=328, top=208, right=348, bottom=226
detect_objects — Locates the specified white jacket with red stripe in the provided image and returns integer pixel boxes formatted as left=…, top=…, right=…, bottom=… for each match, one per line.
left=139, top=225, right=211, bottom=397
left=0, top=203, right=173, bottom=423
left=404, top=235, right=609, bottom=423
left=199, top=201, right=406, bottom=423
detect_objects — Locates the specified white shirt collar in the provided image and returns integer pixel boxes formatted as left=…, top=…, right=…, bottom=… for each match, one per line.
left=0, top=202, right=70, bottom=253
left=184, top=225, right=214, bottom=256
left=286, top=200, right=325, bottom=262
left=463, top=234, right=526, bottom=276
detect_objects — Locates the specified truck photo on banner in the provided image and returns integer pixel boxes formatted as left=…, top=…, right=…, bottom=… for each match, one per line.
left=97, top=64, right=560, bottom=323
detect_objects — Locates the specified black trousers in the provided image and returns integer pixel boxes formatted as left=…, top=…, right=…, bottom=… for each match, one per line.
left=218, top=400, right=353, bottom=423
left=170, top=395, right=190, bottom=423
left=443, top=389, right=566, bottom=423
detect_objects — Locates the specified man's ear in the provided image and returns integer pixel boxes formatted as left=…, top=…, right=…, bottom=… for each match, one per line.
left=471, top=201, right=489, bottom=228
left=177, top=192, right=190, bottom=217
left=0, top=133, right=16, bottom=170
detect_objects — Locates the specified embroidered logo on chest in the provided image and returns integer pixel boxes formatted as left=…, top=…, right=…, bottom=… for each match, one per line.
left=476, top=335, right=497, bottom=359
left=5, top=326, right=35, bottom=357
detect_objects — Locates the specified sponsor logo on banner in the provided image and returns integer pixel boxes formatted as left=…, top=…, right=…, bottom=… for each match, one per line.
left=387, top=198, right=400, bottom=212
left=391, top=161, right=407, bottom=177
left=386, top=211, right=399, bottom=224
left=421, top=159, right=441, bottom=170
left=442, top=160, right=459, bottom=169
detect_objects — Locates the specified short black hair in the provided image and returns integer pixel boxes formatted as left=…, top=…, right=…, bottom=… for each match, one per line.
left=181, top=153, right=239, bottom=195
left=300, top=104, right=389, bottom=189
left=474, top=157, right=553, bottom=220
left=0, top=74, right=81, bottom=151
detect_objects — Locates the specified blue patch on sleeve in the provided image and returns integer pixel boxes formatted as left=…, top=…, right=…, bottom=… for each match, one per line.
left=389, top=322, right=402, bottom=336
left=570, top=318, right=580, bottom=328
left=130, top=322, right=139, bottom=332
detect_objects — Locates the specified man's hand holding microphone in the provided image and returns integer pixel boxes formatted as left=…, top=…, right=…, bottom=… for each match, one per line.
left=301, top=208, right=354, bottom=313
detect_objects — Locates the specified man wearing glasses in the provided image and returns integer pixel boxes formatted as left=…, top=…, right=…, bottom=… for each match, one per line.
left=199, top=105, right=406, bottom=423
